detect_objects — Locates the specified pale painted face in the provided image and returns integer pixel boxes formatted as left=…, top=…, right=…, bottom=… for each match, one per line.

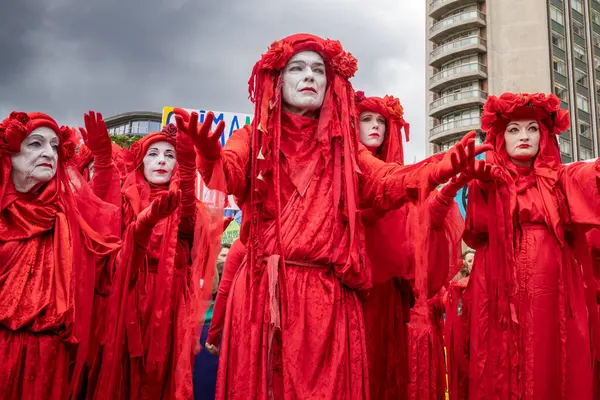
left=503, top=119, right=540, bottom=166
left=10, top=127, right=59, bottom=193
left=359, top=111, right=387, bottom=149
left=88, top=160, right=95, bottom=180
left=142, top=141, right=176, bottom=185
left=281, top=51, right=327, bottom=117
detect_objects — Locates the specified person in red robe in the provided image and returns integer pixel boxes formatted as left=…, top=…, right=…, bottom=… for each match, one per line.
left=354, top=91, right=464, bottom=399
left=0, top=111, right=121, bottom=399
left=95, top=124, right=218, bottom=399
left=175, top=34, right=488, bottom=400
left=459, top=92, right=600, bottom=399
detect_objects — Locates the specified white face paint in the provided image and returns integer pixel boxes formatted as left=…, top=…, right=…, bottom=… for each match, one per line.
left=10, top=127, right=59, bottom=193
left=88, top=160, right=95, bottom=180
left=281, top=51, right=327, bottom=117
left=359, top=111, right=387, bottom=149
left=142, top=141, right=176, bottom=185
left=503, top=119, right=540, bottom=166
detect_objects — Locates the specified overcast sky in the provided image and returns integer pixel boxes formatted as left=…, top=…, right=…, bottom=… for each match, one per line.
left=0, top=0, right=427, bottom=161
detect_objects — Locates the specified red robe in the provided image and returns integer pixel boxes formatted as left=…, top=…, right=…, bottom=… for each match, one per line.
left=207, top=239, right=246, bottom=347
left=198, top=113, right=437, bottom=400
left=445, top=276, right=470, bottom=400
left=0, top=173, right=120, bottom=400
left=96, top=170, right=210, bottom=400
left=463, top=162, right=600, bottom=399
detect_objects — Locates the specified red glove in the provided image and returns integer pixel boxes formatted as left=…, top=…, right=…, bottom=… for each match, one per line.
left=430, top=131, right=492, bottom=185
left=176, top=124, right=199, bottom=217
left=429, top=173, right=470, bottom=228
left=174, top=109, right=225, bottom=161
left=467, top=158, right=497, bottom=182
left=81, top=111, right=113, bottom=167
left=134, top=189, right=181, bottom=247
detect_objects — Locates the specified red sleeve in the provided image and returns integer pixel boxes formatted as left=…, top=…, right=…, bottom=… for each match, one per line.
left=196, top=125, right=251, bottom=200
left=89, top=161, right=122, bottom=208
left=463, top=180, right=491, bottom=249
left=560, top=159, right=600, bottom=228
left=357, top=145, right=437, bottom=216
left=206, top=240, right=246, bottom=347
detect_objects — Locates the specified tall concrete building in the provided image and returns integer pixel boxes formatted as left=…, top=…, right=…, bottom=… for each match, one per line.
left=426, top=0, right=600, bottom=162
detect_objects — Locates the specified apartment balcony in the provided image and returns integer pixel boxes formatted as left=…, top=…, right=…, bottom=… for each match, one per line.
left=429, top=63, right=487, bottom=92
left=429, top=11, right=486, bottom=42
left=429, top=117, right=481, bottom=142
left=429, top=89, right=487, bottom=119
left=429, top=0, right=482, bottom=19
left=429, top=36, right=487, bottom=68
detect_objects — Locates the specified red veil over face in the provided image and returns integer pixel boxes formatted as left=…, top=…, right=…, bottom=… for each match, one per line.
left=0, top=112, right=121, bottom=398
left=76, top=142, right=131, bottom=181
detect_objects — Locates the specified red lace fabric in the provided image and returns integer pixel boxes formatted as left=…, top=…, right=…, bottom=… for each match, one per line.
left=95, top=130, right=218, bottom=399
left=459, top=92, right=600, bottom=400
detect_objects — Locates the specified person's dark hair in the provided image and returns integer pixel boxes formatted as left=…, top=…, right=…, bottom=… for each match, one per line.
left=462, top=249, right=475, bottom=259
left=222, top=241, right=232, bottom=249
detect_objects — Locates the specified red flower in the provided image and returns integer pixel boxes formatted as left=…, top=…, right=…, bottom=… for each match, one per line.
left=553, top=109, right=570, bottom=132
left=355, top=90, right=366, bottom=104
left=9, top=111, right=29, bottom=126
left=323, top=40, right=344, bottom=60
left=331, top=51, right=357, bottom=79
left=383, top=95, right=404, bottom=121
left=58, top=126, right=76, bottom=162
left=261, top=40, right=294, bottom=70
left=161, top=123, right=178, bottom=138
left=1, top=119, right=28, bottom=153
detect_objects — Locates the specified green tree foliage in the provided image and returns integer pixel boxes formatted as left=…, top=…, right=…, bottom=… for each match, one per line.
left=110, top=134, right=144, bottom=149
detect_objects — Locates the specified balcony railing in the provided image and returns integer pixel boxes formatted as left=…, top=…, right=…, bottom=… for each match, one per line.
left=430, top=63, right=487, bottom=86
left=430, top=11, right=485, bottom=36
left=430, top=117, right=481, bottom=137
left=429, top=89, right=487, bottom=111
left=430, top=36, right=486, bottom=59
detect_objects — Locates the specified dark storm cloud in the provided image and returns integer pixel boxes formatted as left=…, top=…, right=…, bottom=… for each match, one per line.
left=0, top=0, right=426, bottom=160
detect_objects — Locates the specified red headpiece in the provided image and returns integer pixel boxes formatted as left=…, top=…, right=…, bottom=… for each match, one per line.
left=128, top=123, right=177, bottom=169
left=0, top=111, right=76, bottom=162
left=481, top=92, right=569, bottom=169
left=355, top=90, right=410, bottom=164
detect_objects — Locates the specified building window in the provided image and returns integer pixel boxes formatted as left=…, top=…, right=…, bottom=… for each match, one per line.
left=149, top=121, right=161, bottom=132
left=554, top=83, right=568, bottom=102
left=573, top=20, right=585, bottom=38
left=552, top=31, right=566, bottom=49
left=594, top=33, right=600, bottom=48
left=580, top=121, right=591, bottom=138
left=577, top=94, right=590, bottom=112
left=440, top=139, right=460, bottom=152
left=581, top=146, right=594, bottom=160
left=595, top=56, right=600, bottom=71
left=576, top=69, right=589, bottom=87
left=574, top=44, right=586, bottom=61
left=594, top=10, right=600, bottom=26
left=572, top=0, right=583, bottom=14
left=560, top=139, right=572, bottom=155
left=551, top=5, right=564, bottom=25
left=553, top=58, right=567, bottom=75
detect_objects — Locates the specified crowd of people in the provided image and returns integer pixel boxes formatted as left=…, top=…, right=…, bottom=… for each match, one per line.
left=1, top=32, right=600, bottom=400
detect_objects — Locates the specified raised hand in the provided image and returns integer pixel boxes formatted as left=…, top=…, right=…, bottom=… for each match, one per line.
left=431, top=131, right=493, bottom=185
left=136, top=189, right=181, bottom=230
left=205, top=342, right=219, bottom=356
left=467, top=158, right=497, bottom=182
left=83, top=111, right=113, bottom=165
left=439, top=173, right=471, bottom=199
left=174, top=109, right=225, bottom=161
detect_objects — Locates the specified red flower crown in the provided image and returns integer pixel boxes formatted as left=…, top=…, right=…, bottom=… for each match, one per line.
left=481, top=92, right=570, bottom=135
left=355, top=91, right=406, bottom=123
left=258, top=38, right=358, bottom=80
left=0, top=111, right=76, bottom=161
left=129, top=123, right=178, bottom=167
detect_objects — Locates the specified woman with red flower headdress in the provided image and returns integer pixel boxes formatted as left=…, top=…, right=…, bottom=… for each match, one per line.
left=355, top=91, right=465, bottom=400
left=456, top=92, right=600, bottom=399
left=175, top=34, right=487, bottom=400
left=0, top=111, right=121, bottom=399
left=94, top=123, right=219, bottom=399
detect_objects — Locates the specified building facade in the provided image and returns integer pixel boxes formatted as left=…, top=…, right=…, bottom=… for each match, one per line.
left=426, top=0, right=600, bottom=162
left=104, top=111, right=162, bottom=136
